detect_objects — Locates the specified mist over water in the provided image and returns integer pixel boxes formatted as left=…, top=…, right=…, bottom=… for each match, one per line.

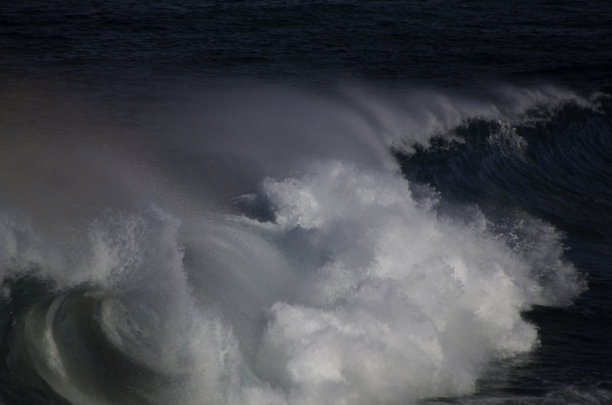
left=0, top=80, right=596, bottom=404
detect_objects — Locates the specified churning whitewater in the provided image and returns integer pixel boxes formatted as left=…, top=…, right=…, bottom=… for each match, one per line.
left=0, top=85, right=594, bottom=404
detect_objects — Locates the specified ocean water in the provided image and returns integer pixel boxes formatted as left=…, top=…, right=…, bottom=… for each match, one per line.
left=0, top=1, right=611, bottom=404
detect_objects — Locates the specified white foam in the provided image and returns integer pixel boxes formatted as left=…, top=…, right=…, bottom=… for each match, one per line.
left=249, top=161, right=582, bottom=404
left=0, top=160, right=584, bottom=404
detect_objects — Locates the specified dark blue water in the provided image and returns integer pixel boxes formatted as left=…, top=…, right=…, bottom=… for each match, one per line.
left=2, top=0, right=612, bottom=89
left=1, top=2, right=611, bottom=404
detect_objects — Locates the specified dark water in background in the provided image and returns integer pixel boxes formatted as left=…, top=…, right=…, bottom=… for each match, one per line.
left=2, top=0, right=612, bottom=89
left=1, top=1, right=612, bottom=404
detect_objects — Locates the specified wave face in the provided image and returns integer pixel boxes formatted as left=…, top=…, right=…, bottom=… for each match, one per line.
left=0, top=84, right=606, bottom=404
left=396, top=96, right=612, bottom=238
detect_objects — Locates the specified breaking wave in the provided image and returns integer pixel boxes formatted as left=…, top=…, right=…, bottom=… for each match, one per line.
left=0, top=83, right=596, bottom=404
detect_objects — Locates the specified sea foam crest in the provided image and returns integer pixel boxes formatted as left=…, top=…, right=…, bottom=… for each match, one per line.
left=253, top=161, right=581, bottom=405
left=0, top=161, right=583, bottom=405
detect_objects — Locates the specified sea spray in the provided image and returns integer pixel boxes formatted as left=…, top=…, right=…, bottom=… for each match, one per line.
left=0, top=161, right=584, bottom=404
left=0, top=83, right=593, bottom=404
left=250, top=161, right=582, bottom=404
